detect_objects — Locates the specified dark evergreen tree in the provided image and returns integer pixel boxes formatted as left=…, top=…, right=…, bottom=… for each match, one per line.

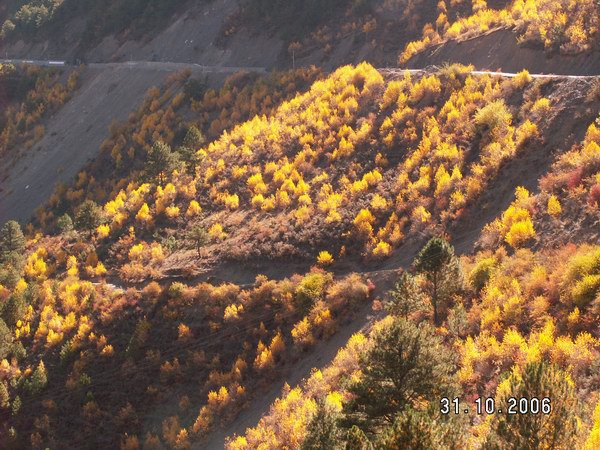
left=343, top=318, right=455, bottom=430
left=184, top=77, right=207, bottom=101
left=56, top=213, right=74, bottom=233
left=27, top=361, right=48, bottom=395
left=75, top=200, right=103, bottom=239
left=0, top=264, right=20, bottom=290
left=447, top=302, right=469, bottom=338
left=0, top=381, right=9, bottom=409
left=301, top=399, right=340, bottom=450
left=386, top=271, right=424, bottom=318
left=345, top=426, right=372, bottom=450
left=0, top=220, right=25, bottom=262
left=2, top=293, right=26, bottom=328
left=187, top=225, right=209, bottom=259
left=11, top=395, right=20, bottom=415
left=414, top=237, right=462, bottom=325
left=183, top=125, right=205, bottom=149
left=376, top=408, right=466, bottom=450
left=484, top=362, right=579, bottom=450
left=178, top=126, right=206, bottom=176
left=145, top=140, right=181, bottom=184
left=0, top=318, right=13, bottom=360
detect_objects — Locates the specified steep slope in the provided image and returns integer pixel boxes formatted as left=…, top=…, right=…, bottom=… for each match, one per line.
left=215, top=72, right=600, bottom=450
left=403, top=1, right=600, bottom=74
left=406, top=28, right=600, bottom=75
left=64, top=65, right=598, bottom=285
left=228, top=240, right=600, bottom=449
left=1, top=0, right=472, bottom=69
left=0, top=64, right=237, bottom=225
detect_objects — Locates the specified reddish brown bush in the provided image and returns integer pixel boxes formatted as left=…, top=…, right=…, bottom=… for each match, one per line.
left=589, top=184, right=600, bottom=207
left=567, top=167, right=584, bottom=189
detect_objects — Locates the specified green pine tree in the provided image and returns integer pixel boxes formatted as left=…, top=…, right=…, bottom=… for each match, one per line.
left=345, top=426, right=372, bottom=450
left=302, top=399, right=341, bottom=450
left=0, top=381, right=9, bottom=409
left=187, top=225, right=209, bottom=259
left=2, top=293, right=26, bottom=328
left=11, top=395, right=21, bottom=415
left=483, top=362, right=579, bottom=450
left=0, top=318, right=13, bottom=360
left=28, top=361, right=48, bottom=395
left=386, top=271, right=425, bottom=318
left=376, top=408, right=466, bottom=450
left=145, top=140, right=181, bottom=184
left=0, top=220, right=25, bottom=263
left=343, top=317, right=455, bottom=430
left=57, top=213, right=74, bottom=233
left=414, top=237, right=462, bottom=326
left=75, top=200, right=103, bottom=239
left=179, top=126, right=205, bottom=176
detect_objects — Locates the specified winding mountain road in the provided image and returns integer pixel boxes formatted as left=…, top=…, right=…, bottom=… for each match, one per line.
left=0, top=58, right=268, bottom=74
left=2, top=58, right=599, bottom=78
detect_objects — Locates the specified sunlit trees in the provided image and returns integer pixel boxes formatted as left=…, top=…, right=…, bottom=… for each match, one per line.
left=547, top=195, right=562, bottom=217
left=295, top=271, right=332, bottom=313
left=484, top=189, right=537, bottom=249
left=0, top=65, right=81, bottom=165
left=584, top=401, right=600, bottom=449
left=317, top=251, right=334, bottom=267
left=399, top=0, right=600, bottom=63
left=414, top=237, right=462, bottom=326
left=562, top=246, right=600, bottom=309
left=504, top=213, right=535, bottom=249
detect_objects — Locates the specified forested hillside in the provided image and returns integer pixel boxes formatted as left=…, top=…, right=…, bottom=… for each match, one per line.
left=0, top=61, right=599, bottom=448
left=0, top=1, right=599, bottom=449
left=228, top=91, right=600, bottom=449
